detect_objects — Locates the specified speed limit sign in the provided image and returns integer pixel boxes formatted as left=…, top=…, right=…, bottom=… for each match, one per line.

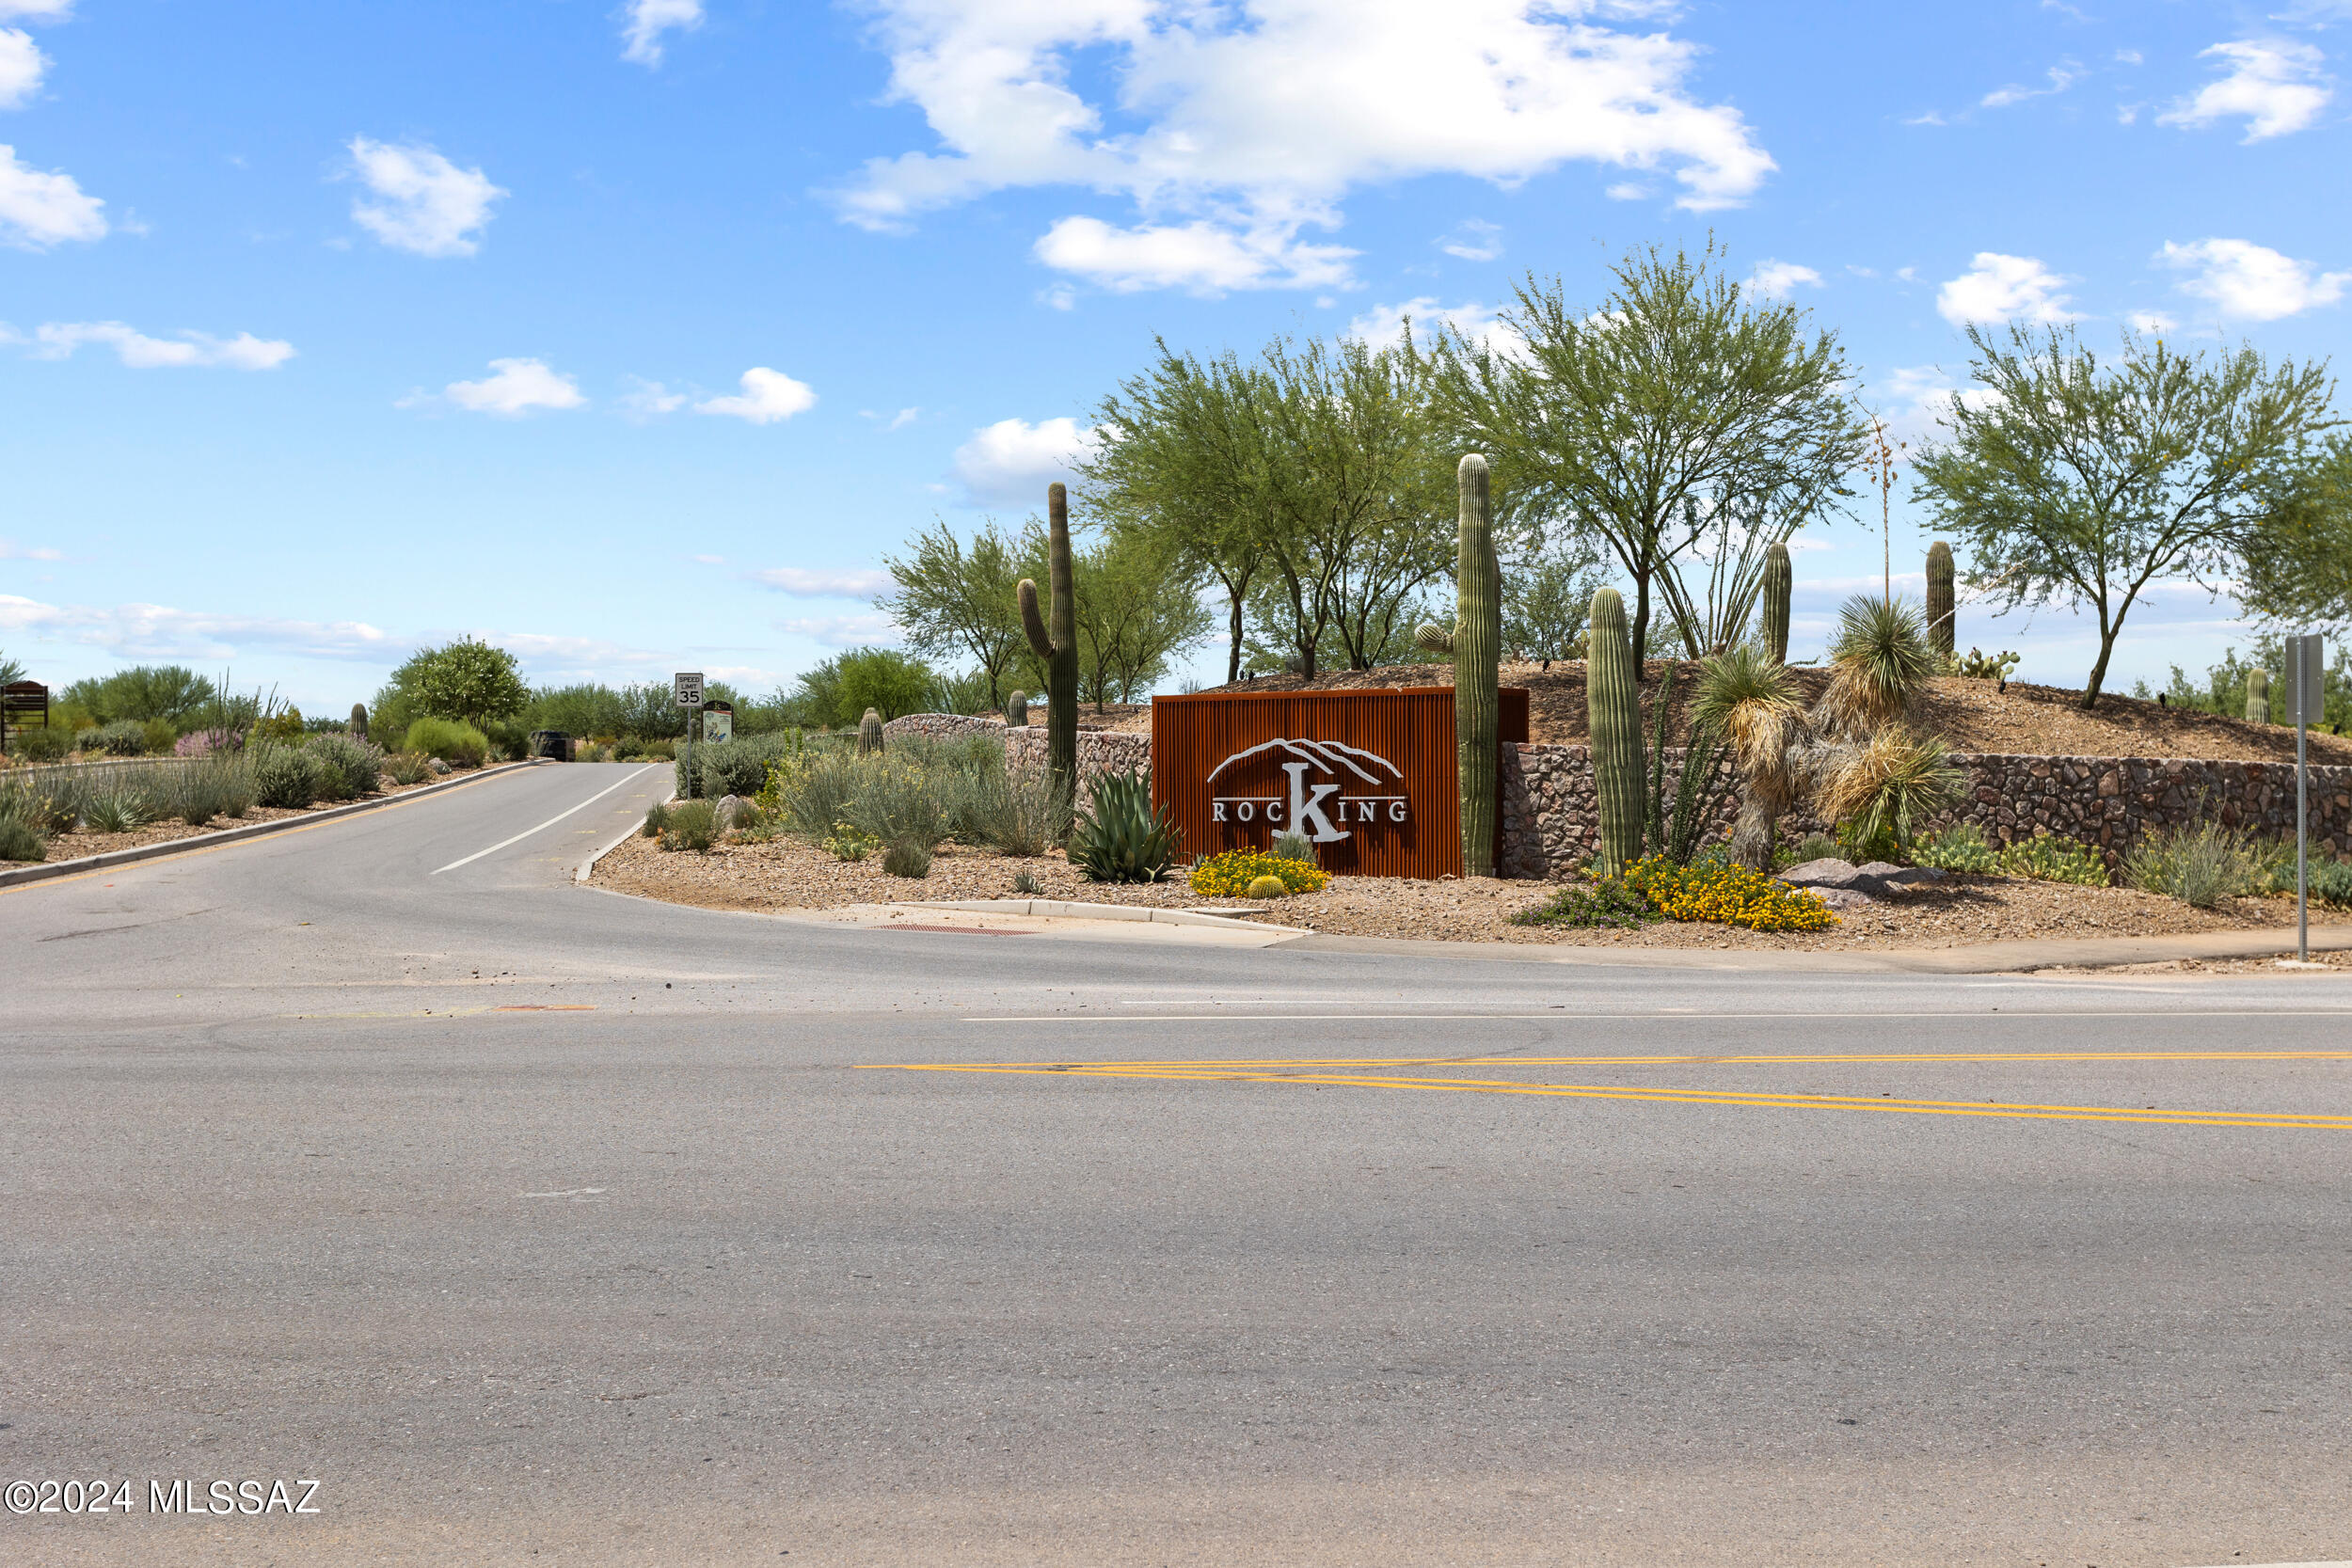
left=673, top=672, right=704, bottom=708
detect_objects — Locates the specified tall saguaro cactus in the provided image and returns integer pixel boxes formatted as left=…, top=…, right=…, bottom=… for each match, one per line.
left=1587, top=586, right=1645, bottom=878
left=1415, top=456, right=1502, bottom=876
left=1018, top=482, right=1079, bottom=803
left=1760, top=542, right=1792, bottom=664
left=2248, top=668, right=2271, bottom=725
left=1926, top=541, right=1956, bottom=660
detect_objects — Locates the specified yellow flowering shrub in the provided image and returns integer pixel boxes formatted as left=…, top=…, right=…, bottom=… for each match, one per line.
left=1624, top=853, right=1838, bottom=932
left=1189, top=848, right=1329, bottom=897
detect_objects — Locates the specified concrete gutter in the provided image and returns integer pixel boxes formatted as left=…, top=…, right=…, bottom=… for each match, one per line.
left=885, top=897, right=1311, bottom=934
left=575, top=782, right=678, bottom=883
left=0, top=759, right=548, bottom=892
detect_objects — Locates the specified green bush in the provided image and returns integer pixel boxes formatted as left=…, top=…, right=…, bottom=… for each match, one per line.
left=822, top=823, right=882, bottom=862
left=140, top=718, right=179, bottom=755
left=0, top=814, right=46, bottom=862
left=949, top=758, right=1068, bottom=856
left=1781, top=833, right=1842, bottom=866
left=1913, top=823, right=1999, bottom=873
left=1270, top=831, right=1316, bottom=863
left=1066, top=768, right=1179, bottom=883
left=1510, top=879, right=1652, bottom=929
left=405, top=717, right=489, bottom=768
left=483, top=718, right=531, bottom=763
left=11, top=725, right=72, bottom=762
left=383, top=751, right=433, bottom=786
left=642, top=801, right=670, bottom=837
left=2124, top=822, right=2274, bottom=909
left=882, top=835, right=933, bottom=878
left=254, top=746, right=326, bottom=809
left=305, top=733, right=381, bottom=801
left=660, top=799, right=719, bottom=852
left=78, top=720, right=150, bottom=756
left=2306, top=859, right=2352, bottom=909
left=679, top=732, right=803, bottom=800
left=1997, top=830, right=2108, bottom=887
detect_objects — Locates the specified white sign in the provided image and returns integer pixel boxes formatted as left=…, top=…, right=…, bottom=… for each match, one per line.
left=1204, top=738, right=1408, bottom=844
left=673, top=672, right=704, bottom=708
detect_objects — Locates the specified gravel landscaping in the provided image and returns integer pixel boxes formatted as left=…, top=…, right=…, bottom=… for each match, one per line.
left=0, top=768, right=470, bottom=866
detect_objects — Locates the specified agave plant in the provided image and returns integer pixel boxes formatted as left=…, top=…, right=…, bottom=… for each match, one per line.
left=1819, top=594, right=1938, bottom=739
left=1066, top=768, right=1180, bottom=883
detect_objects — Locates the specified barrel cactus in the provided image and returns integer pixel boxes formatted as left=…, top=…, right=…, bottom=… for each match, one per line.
left=1245, top=875, right=1287, bottom=900
left=1760, top=542, right=1791, bottom=664
left=1587, top=586, right=1645, bottom=878
left=1018, top=483, right=1080, bottom=804
left=2248, top=669, right=2271, bottom=725
left=1412, top=455, right=1500, bottom=877
left=1005, top=689, right=1028, bottom=726
left=1926, top=541, right=1956, bottom=661
left=858, top=707, right=884, bottom=754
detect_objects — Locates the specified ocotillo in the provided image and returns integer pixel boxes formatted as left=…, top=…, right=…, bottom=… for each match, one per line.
left=1018, top=483, right=1079, bottom=804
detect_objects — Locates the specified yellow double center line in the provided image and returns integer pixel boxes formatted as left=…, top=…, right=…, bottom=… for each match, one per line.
left=868, top=1050, right=2352, bottom=1131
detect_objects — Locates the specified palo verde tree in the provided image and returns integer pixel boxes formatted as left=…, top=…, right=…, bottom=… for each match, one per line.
left=1914, top=325, right=2340, bottom=708
left=876, top=518, right=1029, bottom=707
left=2239, top=434, right=2352, bottom=636
left=389, top=638, right=530, bottom=731
left=1424, top=240, right=1865, bottom=666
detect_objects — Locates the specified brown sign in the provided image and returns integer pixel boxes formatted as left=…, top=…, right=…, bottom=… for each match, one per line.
left=1150, top=687, right=1528, bottom=879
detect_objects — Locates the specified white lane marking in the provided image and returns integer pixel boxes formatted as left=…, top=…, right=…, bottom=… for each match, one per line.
left=519, top=1187, right=607, bottom=1198
left=961, top=1009, right=2352, bottom=1023
left=432, top=766, right=663, bottom=875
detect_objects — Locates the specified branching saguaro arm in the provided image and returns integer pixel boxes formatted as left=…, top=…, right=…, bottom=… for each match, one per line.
left=1018, top=482, right=1081, bottom=801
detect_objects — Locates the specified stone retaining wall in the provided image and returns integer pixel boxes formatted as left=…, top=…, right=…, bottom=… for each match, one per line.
left=881, top=713, right=1005, bottom=744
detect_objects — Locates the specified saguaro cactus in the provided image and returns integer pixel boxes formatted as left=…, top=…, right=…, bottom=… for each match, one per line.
left=1760, top=542, right=1792, bottom=664
left=858, top=707, right=884, bottom=754
left=1018, top=482, right=1080, bottom=803
left=1415, top=456, right=1501, bottom=877
left=1005, top=689, right=1028, bottom=727
left=2248, top=669, right=2271, bottom=725
left=349, top=703, right=368, bottom=741
left=1926, top=541, right=1956, bottom=660
left=1587, top=587, right=1646, bottom=878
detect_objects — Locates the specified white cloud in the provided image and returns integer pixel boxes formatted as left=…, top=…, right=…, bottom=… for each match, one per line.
left=346, top=137, right=505, bottom=258
left=1033, top=216, right=1354, bottom=295
left=2157, top=40, right=2331, bottom=142
left=1935, top=252, right=2079, bottom=326
left=0, top=594, right=397, bottom=662
left=747, top=566, right=893, bottom=597
left=1745, top=260, right=1823, bottom=299
left=617, top=376, right=688, bottom=420
left=1346, top=296, right=1505, bottom=352
left=860, top=405, right=920, bottom=430
left=26, top=321, right=295, bottom=370
left=777, top=613, right=901, bottom=648
left=950, top=416, right=1099, bottom=507
left=694, top=366, right=816, bottom=423
left=436, top=357, right=586, bottom=416
left=0, top=537, right=60, bottom=560
left=2158, top=237, right=2349, bottom=320
left=2127, top=309, right=2178, bottom=334
left=1980, top=63, right=2082, bottom=109
left=0, top=3, right=74, bottom=19
left=1603, top=180, right=1653, bottom=199
left=621, top=0, right=703, bottom=66
left=0, top=141, right=103, bottom=246
left=0, top=27, right=46, bottom=109
left=839, top=0, right=1775, bottom=293
left=1438, top=218, right=1502, bottom=261
left=1878, top=365, right=2001, bottom=444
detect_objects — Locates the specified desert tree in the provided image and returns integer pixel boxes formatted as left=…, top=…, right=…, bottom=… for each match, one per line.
left=877, top=518, right=1028, bottom=706
left=1425, top=240, right=1865, bottom=667
left=2239, top=434, right=2352, bottom=636
left=1914, top=325, right=2340, bottom=708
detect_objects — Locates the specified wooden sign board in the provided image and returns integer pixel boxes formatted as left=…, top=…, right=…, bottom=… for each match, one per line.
left=1150, top=687, right=1529, bottom=879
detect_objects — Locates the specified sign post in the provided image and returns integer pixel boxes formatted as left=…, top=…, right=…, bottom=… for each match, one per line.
left=2288, top=634, right=2326, bottom=962
left=674, top=671, right=704, bottom=799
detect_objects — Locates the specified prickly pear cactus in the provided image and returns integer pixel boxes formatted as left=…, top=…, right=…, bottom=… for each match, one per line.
left=1926, top=541, right=1956, bottom=661
left=858, top=708, right=884, bottom=754
left=2248, top=669, right=2271, bottom=725
left=1587, top=586, right=1645, bottom=878
left=1760, top=542, right=1791, bottom=664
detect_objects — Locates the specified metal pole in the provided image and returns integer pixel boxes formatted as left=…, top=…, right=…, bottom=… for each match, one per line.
left=2298, top=700, right=2309, bottom=962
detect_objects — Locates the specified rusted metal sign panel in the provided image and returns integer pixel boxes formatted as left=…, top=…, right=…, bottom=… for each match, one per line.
left=1150, top=687, right=1528, bottom=879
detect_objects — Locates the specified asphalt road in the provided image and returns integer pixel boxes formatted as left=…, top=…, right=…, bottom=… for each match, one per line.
left=6, top=761, right=2351, bottom=1567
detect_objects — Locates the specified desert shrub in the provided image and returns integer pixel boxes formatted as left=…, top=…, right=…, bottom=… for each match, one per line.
left=822, top=823, right=882, bottom=862
left=2124, top=822, right=2272, bottom=909
left=1510, top=878, right=1653, bottom=929
left=79, top=720, right=150, bottom=756
left=0, top=813, right=46, bottom=862
left=1270, top=831, right=1316, bottom=863
left=617, top=736, right=675, bottom=762
left=1066, top=768, right=1179, bottom=883
left=882, top=835, right=933, bottom=878
left=1996, top=829, right=2108, bottom=887
left=1190, top=847, right=1329, bottom=897
left=642, top=800, right=671, bottom=837
left=1626, top=851, right=1839, bottom=932
left=2306, top=859, right=2352, bottom=909
left=834, top=756, right=952, bottom=850
left=253, top=746, right=327, bottom=809
left=175, top=728, right=233, bottom=758
left=1779, top=833, right=1842, bottom=867
left=1011, top=869, right=1044, bottom=895
left=404, top=717, right=489, bottom=768
left=949, top=758, right=1067, bottom=857
left=305, top=733, right=381, bottom=801
left=81, top=788, right=153, bottom=833
left=1913, top=823, right=1998, bottom=873
left=482, top=718, right=531, bottom=763
left=680, top=732, right=803, bottom=800
left=659, top=799, right=719, bottom=852
left=12, top=725, right=72, bottom=762
left=383, top=750, right=433, bottom=786
left=140, top=718, right=179, bottom=755
left=771, top=748, right=866, bottom=840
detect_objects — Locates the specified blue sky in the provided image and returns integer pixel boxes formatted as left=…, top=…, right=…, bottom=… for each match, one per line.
left=4, top=0, right=2349, bottom=711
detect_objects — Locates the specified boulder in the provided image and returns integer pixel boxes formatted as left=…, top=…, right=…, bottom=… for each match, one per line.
left=428, top=756, right=452, bottom=776
left=715, top=794, right=746, bottom=830
left=1779, top=857, right=1948, bottom=903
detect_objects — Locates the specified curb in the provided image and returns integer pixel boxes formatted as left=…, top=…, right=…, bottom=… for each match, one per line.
left=884, top=897, right=1311, bottom=935
left=0, top=759, right=548, bottom=891
left=575, top=783, right=678, bottom=883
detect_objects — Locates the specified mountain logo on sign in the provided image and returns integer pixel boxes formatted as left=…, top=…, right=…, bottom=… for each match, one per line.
left=1205, top=737, right=1408, bottom=844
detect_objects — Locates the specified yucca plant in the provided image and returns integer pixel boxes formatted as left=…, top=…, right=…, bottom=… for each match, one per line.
left=1066, top=768, right=1179, bottom=883
left=81, top=788, right=153, bottom=833
left=1814, top=725, right=1965, bottom=856
left=1819, top=594, right=1938, bottom=738
left=1692, top=642, right=1805, bottom=869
